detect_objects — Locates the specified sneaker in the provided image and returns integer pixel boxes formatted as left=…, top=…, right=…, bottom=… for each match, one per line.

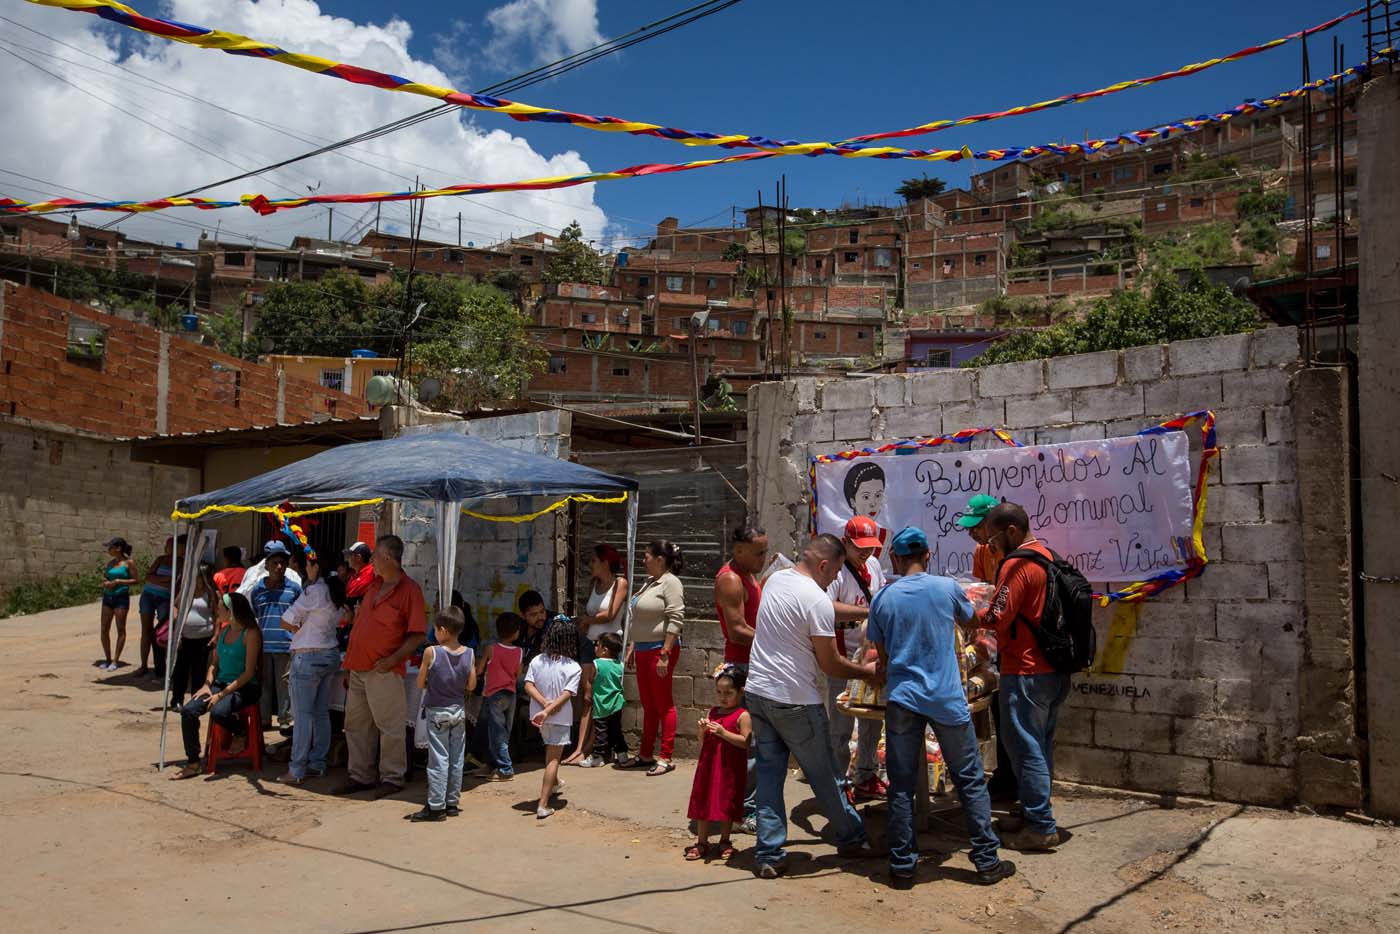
left=1003, top=828, right=1060, bottom=852
left=551, top=779, right=566, bottom=797
left=406, top=806, right=446, bottom=823
left=975, top=860, right=1017, bottom=885
left=536, top=806, right=555, bottom=820
left=889, top=872, right=915, bottom=891
left=103, top=662, right=119, bottom=672
left=737, top=815, right=757, bottom=835
left=755, top=863, right=786, bottom=880
left=577, top=755, right=605, bottom=768
left=853, top=777, right=889, bottom=801
left=489, top=770, right=513, bottom=782
left=445, top=805, right=461, bottom=817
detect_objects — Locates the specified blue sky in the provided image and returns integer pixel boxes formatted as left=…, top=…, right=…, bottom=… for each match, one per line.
left=324, top=0, right=1370, bottom=244
left=0, top=0, right=1375, bottom=249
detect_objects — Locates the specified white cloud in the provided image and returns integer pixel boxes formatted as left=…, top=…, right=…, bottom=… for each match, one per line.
left=485, top=0, right=603, bottom=65
left=0, top=0, right=608, bottom=249
left=430, top=19, right=474, bottom=85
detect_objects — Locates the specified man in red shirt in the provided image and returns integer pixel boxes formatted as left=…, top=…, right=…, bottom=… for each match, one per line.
left=332, top=534, right=426, bottom=798
left=979, top=502, right=1071, bottom=852
left=714, top=522, right=767, bottom=832
left=344, top=542, right=375, bottom=603
left=212, top=546, right=246, bottom=596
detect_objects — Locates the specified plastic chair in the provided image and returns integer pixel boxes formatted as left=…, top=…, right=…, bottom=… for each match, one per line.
left=206, top=702, right=265, bottom=774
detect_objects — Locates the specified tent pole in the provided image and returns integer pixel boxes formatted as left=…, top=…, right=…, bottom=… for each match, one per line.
left=158, top=517, right=179, bottom=770
left=621, top=492, right=639, bottom=650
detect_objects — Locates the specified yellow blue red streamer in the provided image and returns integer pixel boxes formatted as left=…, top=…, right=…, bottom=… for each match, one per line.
left=807, top=412, right=1219, bottom=604
left=3, top=54, right=1387, bottom=218
left=25, top=0, right=1368, bottom=156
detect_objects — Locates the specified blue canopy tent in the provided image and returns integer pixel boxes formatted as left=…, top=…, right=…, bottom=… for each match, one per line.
left=158, top=431, right=640, bottom=768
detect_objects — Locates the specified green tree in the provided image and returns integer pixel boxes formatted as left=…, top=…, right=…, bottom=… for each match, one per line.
left=250, top=269, right=384, bottom=356
left=895, top=175, right=948, bottom=201
left=404, top=283, right=544, bottom=410
left=722, top=241, right=747, bottom=262
left=202, top=308, right=249, bottom=358
left=543, top=220, right=604, bottom=285
left=964, top=271, right=1261, bottom=367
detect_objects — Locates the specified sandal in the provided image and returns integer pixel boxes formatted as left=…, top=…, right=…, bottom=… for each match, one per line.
left=169, top=762, right=202, bottom=780
left=646, top=760, right=675, bottom=776
left=614, top=756, right=654, bottom=771
left=684, top=844, right=707, bottom=861
left=718, top=841, right=737, bottom=860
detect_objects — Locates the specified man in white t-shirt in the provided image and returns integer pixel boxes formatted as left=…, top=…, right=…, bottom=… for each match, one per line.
left=826, top=516, right=887, bottom=802
left=746, top=533, right=880, bottom=878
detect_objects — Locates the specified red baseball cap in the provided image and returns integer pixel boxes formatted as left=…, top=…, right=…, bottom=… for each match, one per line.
left=844, top=516, right=882, bottom=549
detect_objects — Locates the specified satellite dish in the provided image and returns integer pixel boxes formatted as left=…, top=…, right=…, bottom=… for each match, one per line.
left=366, top=374, right=412, bottom=406
left=418, top=377, right=442, bottom=403
left=467, top=241, right=475, bottom=247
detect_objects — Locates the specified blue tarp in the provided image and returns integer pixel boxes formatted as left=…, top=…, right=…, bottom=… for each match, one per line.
left=174, top=431, right=638, bottom=516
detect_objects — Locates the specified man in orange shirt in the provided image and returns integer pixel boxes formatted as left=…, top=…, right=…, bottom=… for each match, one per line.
left=332, top=534, right=426, bottom=798
left=979, top=502, right=1070, bottom=852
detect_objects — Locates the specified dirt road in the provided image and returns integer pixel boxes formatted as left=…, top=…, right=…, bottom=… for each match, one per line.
left=3, top=604, right=1398, bottom=933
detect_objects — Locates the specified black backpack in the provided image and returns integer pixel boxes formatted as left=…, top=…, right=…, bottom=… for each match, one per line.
left=1003, top=548, right=1096, bottom=674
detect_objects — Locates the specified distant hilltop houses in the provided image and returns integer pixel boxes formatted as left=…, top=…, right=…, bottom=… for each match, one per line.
left=0, top=77, right=1355, bottom=412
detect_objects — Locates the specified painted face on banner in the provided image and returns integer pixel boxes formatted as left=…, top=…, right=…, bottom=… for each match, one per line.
left=852, top=479, right=885, bottom=519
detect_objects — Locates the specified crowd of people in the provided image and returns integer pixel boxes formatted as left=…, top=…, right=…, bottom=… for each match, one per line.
left=96, top=493, right=1074, bottom=889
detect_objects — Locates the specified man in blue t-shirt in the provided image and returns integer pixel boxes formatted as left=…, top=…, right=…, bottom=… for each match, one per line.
left=867, top=526, right=1015, bottom=890
left=250, top=540, right=303, bottom=730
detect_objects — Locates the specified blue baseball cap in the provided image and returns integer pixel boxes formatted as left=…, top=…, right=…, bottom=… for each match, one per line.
left=263, top=540, right=291, bottom=557
left=889, top=526, right=929, bottom=556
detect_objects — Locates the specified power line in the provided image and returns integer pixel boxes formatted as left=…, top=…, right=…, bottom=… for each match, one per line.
left=0, top=45, right=306, bottom=200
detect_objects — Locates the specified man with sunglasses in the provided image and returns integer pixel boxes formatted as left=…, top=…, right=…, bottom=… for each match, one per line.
left=979, top=502, right=1071, bottom=852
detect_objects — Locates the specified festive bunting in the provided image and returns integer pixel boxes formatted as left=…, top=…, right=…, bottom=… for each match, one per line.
left=806, top=411, right=1218, bottom=604
left=170, top=491, right=628, bottom=525
left=26, top=0, right=1367, bottom=157
left=5, top=51, right=1387, bottom=218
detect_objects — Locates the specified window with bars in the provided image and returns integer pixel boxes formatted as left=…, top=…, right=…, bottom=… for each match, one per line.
left=320, top=368, right=345, bottom=392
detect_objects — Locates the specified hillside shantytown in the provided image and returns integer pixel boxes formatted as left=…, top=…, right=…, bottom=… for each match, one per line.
left=2, top=1, right=1399, bottom=932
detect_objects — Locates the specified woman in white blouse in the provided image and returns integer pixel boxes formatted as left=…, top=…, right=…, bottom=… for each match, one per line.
left=276, top=556, right=349, bottom=784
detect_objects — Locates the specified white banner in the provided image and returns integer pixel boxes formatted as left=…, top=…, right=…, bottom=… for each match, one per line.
left=813, top=432, right=1195, bottom=583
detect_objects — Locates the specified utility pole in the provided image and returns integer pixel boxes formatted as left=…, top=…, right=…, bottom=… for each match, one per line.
left=756, top=188, right=770, bottom=379
left=327, top=208, right=334, bottom=241
left=688, top=315, right=703, bottom=446
left=374, top=203, right=381, bottom=233
left=458, top=212, right=463, bottom=247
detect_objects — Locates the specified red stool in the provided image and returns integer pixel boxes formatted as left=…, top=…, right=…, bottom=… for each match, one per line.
left=206, top=702, right=266, bottom=774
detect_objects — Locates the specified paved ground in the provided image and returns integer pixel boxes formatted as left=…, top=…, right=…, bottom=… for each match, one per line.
left=3, top=603, right=1399, bottom=933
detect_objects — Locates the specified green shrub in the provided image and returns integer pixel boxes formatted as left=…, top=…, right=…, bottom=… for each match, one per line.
left=1, top=568, right=104, bottom=618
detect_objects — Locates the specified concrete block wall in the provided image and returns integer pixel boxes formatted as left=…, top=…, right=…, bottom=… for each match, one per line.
left=0, top=420, right=198, bottom=584
left=748, top=326, right=1361, bottom=807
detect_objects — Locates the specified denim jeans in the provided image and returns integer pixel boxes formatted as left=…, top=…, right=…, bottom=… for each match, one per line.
left=999, top=672, right=1072, bottom=835
left=483, top=690, right=516, bottom=776
left=825, top=675, right=880, bottom=786
left=288, top=649, right=340, bottom=779
left=747, top=692, right=869, bottom=867
left=885, top=701, right=1000, bottom=875
left=425, top=705, right=467, bottom=810
left=180, top=680, right=261, bottom=762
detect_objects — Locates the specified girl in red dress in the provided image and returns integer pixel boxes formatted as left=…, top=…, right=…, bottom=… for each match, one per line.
left=684, top=663, right=752, bottom=861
